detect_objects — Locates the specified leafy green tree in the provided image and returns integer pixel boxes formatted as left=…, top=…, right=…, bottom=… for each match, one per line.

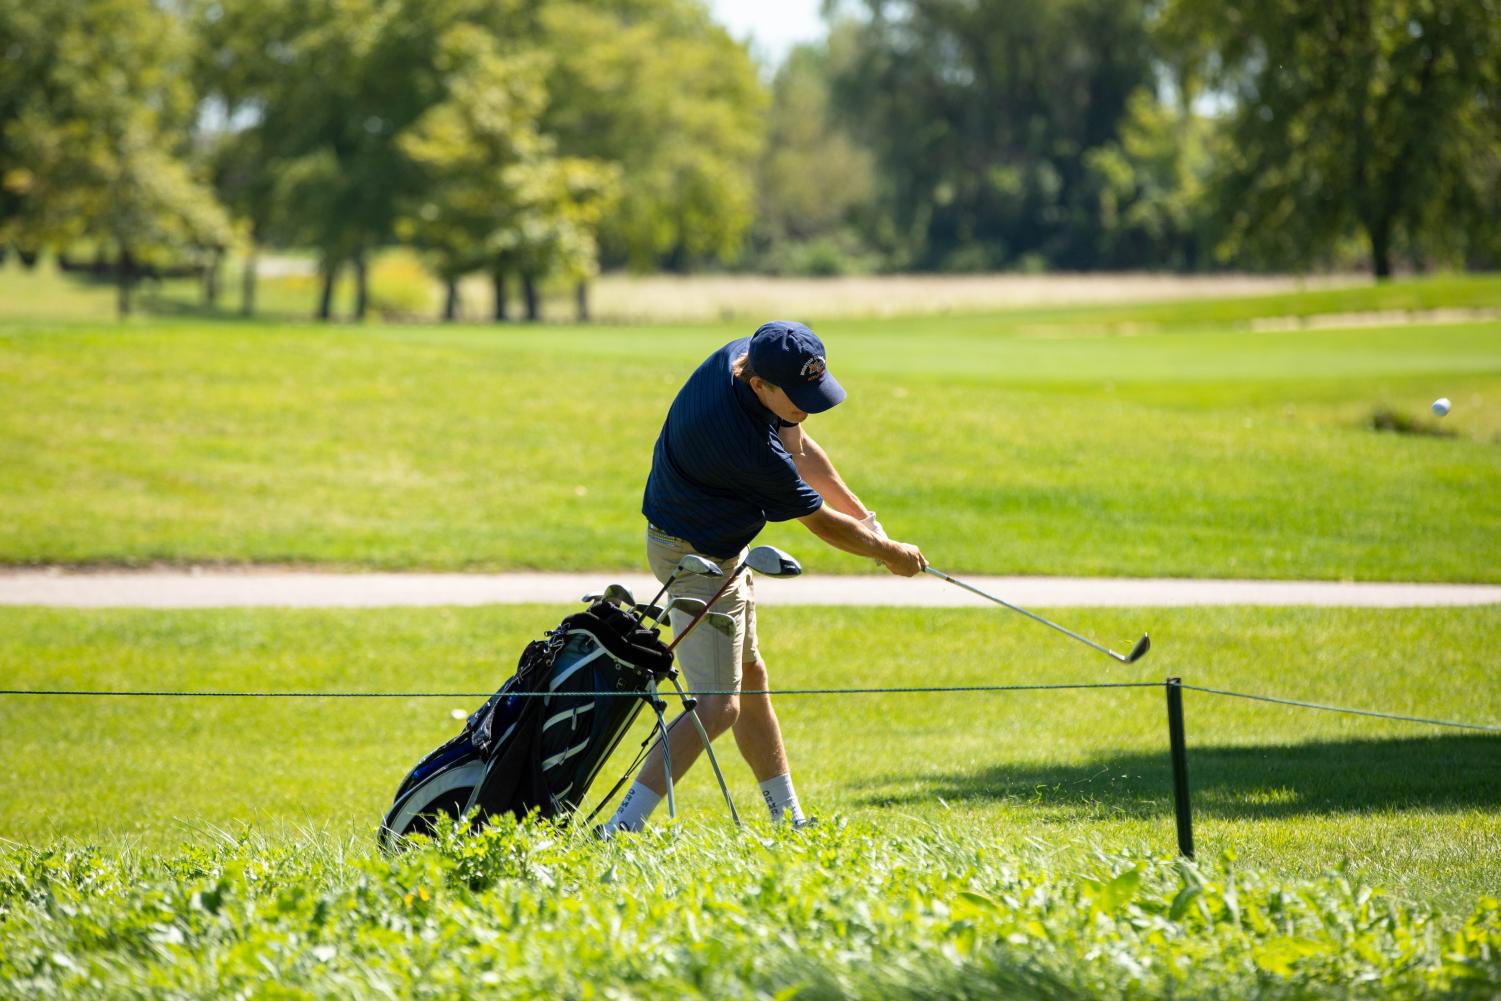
left=750, top=38, right=880, bottom=274
left=828, top=0, right=1158, bottom=271
left=198, top=0, right=520, bottom=320
left=397, top=24, right=617, bottom=321
left=494, top=155, right=618, bottom=320
left=0, top=0, right=230, bottom=314
left=0, top=0, right=59, bottom=262
left=190, top=0, right=307, bottom=315
left=1083, top=89, right=1218, bottom=270
left=1159, top=0, right=1501, bottom=276
left=540, top=0, right=767, bottom=272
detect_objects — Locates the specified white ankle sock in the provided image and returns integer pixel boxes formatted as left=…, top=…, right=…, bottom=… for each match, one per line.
left=604, top=781, right=662, bottom=833
left=759, top=773, right=805, bottom=825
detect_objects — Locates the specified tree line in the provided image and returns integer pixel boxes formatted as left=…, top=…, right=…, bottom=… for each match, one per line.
left=2, top=0, right=1497, bottom=320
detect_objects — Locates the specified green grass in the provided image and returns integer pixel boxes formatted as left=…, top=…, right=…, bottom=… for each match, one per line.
left=0, top=252, right=428, bottom=324
left=4, top=822, right=1498, bottom=999
left=2, top=603, right=1497, bottom=907
left=3, top=281, right=1500, bottom=579
left=6, top=269, right=1499, bottom=996
left=2, top=603, right=1499, bottom=998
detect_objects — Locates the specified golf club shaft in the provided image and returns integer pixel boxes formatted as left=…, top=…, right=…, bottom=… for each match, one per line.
left=669, top=675, right=741, bottom=826
left=640, top=573, right=678, bottom=622
left=924, top=567, right=1131, bottom=662
left=647, top=681, right=676, bottom=820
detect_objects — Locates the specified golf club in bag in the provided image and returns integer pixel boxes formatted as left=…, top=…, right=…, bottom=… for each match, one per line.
left=585, top=545, right=803, bottom=827
left=379, top=596, right=706, bottom=849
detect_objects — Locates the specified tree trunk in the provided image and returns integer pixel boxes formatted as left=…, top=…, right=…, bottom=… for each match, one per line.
left=241, top=245, right=258, bottom=317
left=575, top=280, right=589, bottom=323
left=116, top=246, right=134, bottom=318
left=317, top=261, right=338, bottom=321
left=443, top=278, right=459, bottom=321
left=522, top=273, right=540, bottom=322
left=203, top=246, right=224, bottom=307
left=492, top=271, right=509, bottom=321
left=352, top=254, right=369, bottom=321
left=1369, top=219, right=1392, bottom=280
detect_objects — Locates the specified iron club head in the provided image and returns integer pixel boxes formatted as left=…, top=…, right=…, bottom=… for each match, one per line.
left=745, top=545, right=802, bottom=578
left=703, top=611, right=736, bottom=636
left=601, top=583, right=636, bottom=608
left=1121, top=634, right=1151, bottom=663
left=663, top=596, right=708, bottom=618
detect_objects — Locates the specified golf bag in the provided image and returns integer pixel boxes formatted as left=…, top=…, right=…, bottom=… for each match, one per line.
left=378, top=599, right=675, bottom=849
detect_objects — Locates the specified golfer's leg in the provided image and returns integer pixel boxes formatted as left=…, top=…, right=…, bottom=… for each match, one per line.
left=634, top=693, right=739, bottom=795
left=727, top=590, right=807, bottom=824
left=731, top=657, right=790, bottom=781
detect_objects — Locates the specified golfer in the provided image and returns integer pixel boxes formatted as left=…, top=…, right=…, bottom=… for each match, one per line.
left=603, top=321, right=927, bottom=833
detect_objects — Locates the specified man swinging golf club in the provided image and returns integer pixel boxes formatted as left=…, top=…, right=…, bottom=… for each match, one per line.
left=602, top=321, right=927, bottom=833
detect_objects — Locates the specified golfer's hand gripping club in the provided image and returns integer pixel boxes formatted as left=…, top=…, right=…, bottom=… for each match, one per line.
left=924, top=567, right=1150, bottom=664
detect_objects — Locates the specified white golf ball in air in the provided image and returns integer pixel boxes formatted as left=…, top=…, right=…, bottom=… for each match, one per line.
left=1431, top=397, right=1451, bottom=417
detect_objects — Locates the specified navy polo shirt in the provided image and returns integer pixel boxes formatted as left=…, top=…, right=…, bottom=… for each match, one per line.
left=642, top=338, right=824, bottom=557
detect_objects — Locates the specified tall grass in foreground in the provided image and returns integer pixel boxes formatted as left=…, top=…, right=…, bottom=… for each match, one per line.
left=1, top=818, right=1496, bottom=999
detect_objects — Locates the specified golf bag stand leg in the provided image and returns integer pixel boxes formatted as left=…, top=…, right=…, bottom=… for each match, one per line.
left=646, top=679, right=676, bottom=820
left=667, top=673, right=741, bottom=826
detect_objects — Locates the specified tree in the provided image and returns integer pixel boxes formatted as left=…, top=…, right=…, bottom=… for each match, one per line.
left=396, top=23, right=617, bottom=322
left=0, top=0, right=230, bottom=314
left=1160, top=0, right=1501, bottom=277
left=199, top=0, right=516, bottom=321
left=540, top=0, right=767, bottom=272
left=750, top=38, right=881, bottom=274
left=495, top=155, right=617, bottom=320
left=828, top=0, right=1158, bottom=271
left=1083, top=89, right=1218, bottom=270
left=0, top=0, right=57, bottom=260
left=190, top=0, right=307, bottom=315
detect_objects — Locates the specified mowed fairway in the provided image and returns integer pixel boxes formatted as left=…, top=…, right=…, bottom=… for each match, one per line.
left=2, top=276, right=1499, bottom=580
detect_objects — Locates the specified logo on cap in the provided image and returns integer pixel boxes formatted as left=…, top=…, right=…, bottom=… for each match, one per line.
left=800, top=355, right=827, bottom=381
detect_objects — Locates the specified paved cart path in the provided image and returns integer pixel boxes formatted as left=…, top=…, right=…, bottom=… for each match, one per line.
left=2, top=568, right=1498, bottom=608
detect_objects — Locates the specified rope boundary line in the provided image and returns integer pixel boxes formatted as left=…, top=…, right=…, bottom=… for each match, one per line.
left=0, top=682, right=1161, bottom=698
left=1178, top=683, right=1501, bottom=734
left=2, top=682, right=1497, bottom=733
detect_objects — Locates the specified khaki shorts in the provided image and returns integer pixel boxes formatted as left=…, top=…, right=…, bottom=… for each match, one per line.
left=645, top=524, right=759, bottom=695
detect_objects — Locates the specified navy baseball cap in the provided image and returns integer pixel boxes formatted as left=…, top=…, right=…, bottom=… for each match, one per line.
left=747, top=321, right=846, bottom=414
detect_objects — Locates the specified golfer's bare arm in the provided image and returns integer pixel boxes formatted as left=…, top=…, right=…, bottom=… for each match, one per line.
left=781, top=424, right=927, bottom=576
left=779, top=424, right=867, bottom=519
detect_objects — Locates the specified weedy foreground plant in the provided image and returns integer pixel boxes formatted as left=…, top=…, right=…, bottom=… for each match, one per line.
left=1, top=818, right=1497, bottom=999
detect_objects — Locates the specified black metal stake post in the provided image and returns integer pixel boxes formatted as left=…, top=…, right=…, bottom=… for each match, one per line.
left=1165, top=677, right=1195, bottom=859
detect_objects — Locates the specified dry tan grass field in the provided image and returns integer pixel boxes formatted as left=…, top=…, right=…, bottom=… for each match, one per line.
left=577, top=271, right=1368, bottom=323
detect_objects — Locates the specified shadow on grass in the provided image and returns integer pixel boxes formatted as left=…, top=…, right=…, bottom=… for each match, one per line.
left=859, top=735, right=1501, bottom=819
